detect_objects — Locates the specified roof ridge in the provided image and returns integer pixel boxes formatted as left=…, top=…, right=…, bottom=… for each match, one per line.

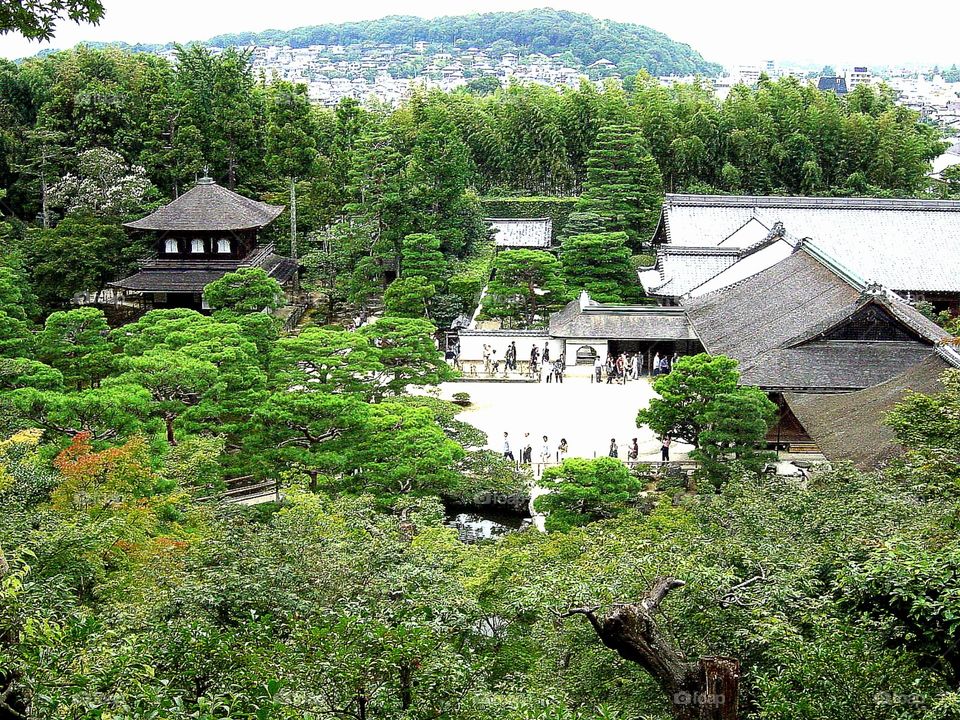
left=664, top=193, right=960, bottom=212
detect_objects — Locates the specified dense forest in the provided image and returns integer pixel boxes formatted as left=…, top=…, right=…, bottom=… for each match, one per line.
left=0, top=44, right=948, bottom=324
left=203, top=9, right=723, bottom=77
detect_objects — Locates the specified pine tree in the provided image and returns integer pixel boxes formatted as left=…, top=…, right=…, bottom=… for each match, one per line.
left=576, top=124, right=663, bottom=249
left=559, top=232, right=643, bottom=303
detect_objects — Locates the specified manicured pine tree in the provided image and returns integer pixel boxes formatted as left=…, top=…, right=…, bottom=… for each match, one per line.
left=559, top=231, right=643, bottom=303
left=576, top=124, right=663, bottom=249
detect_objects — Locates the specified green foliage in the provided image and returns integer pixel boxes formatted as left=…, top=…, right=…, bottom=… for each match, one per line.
left=484, top=249, right=567, bottom=327
left=401, top=233, right=448, bottom=286
left=203, top=267, right=285, bottom=313
left=23, top=213, right=146, bottom=309
left=0, top=0, right=104, bottom=40
left=576, top=124, right=663, bottom=248
left=535, top=457, right=644, bottom=531
left=448, top=238, right=495, bottom=313
left=36, top=307, right=113, bottom=389
left=559, top=232, right=644, bottom=303
left=637, top=354, right=775, bottom=486
left=384, top=276, right=436, bottom=319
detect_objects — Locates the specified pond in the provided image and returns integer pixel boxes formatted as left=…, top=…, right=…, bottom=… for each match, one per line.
left=444, top=505, right=531, bottom=543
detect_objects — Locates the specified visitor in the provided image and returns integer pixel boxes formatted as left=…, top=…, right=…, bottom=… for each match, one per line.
left=627, top=353, right=637, bottom=381
left=491, top=348, right=500, bottom=374
left=505, top=342, right=516, bottom=372
left=659, top=355, right=669, bottom=375
left=553, top=359, right=564, bottom=384
left=530, top=345, right=539, bottom=376
left=608, top=438, right=619, bottom=458
left=543, top=344, right=550, bottom=364
left=593, top=355, right=602, bottom=383
left=653, top=352, right=661, bottom=377
left=558, top=438, right=568, bottom=461
left=628, top=438, right=639, bottom=462
left=661, top=435, right=672, bottom=462
left=502, top=432, right=514, bottom=461
left=635, top=353, right=644, bottom=379
left=605, top=356, right=616, bottom=384
left=539, top=435, right=551, bottom=466
left=483, top=344, right=492, bottom=374
left=617, top=353, right=627, bottom=385
left=522, top=433, right=533, bottom=464
left=672, top=352, right=679, bottom=369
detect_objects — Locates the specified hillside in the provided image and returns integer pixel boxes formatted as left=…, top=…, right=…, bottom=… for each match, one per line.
left=205, top=8, right=723, bottom=77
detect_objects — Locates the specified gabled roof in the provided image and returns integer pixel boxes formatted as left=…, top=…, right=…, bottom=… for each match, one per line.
left=658, top=194, right=960, bottom=293
left=682, top=245, right=948, bottom=391
left=125, top=178, right=285, bottom=232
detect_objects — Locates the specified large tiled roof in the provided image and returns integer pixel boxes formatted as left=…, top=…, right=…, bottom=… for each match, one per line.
left=785, top=353, right=955, bottom=469
left=111, top=254, right=297, bottom=293
left=125, top=178, right=284, bottom=232
left=659, top=194, right=960, bottom=293
left=487, top=218, right=552, bottom=248
left=550, top=293, right=696, bottom=341
left=682, top=247, right=948, bottom=391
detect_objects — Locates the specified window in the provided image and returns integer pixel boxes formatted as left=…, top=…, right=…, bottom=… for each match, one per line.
left=164, top=239, right=178, bottom=254
left=191, top=239, right=204, bottom=254
left=217, top=239, right=231, bottom=254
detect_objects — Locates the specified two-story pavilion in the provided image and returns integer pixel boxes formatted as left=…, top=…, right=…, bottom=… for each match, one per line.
left=111, top=177, right=297, bottom=310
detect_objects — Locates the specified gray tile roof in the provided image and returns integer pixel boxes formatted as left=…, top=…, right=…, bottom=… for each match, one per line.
left=682, top=247, right=948, bottom=391
left=785, top=353, right=952, bottom=468
left=660, top=194, right=960, bottom=293
left=125, top=178, right=284, bottom=232
left=550, top=294, right=696, bottom=340
left=487, top=218, right=553, bottom=248
left=111, top=253, right=297, bottom=293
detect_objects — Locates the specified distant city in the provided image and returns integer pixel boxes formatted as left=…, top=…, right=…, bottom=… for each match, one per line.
left=146, top=42, right=960, bottom=137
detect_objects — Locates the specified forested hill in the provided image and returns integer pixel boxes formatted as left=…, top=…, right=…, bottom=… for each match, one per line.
left=205, top=9, right=723, bottom=77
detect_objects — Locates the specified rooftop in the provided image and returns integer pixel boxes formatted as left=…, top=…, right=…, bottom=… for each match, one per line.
left=125, top=178, right=285, bottom=232
left=657, top=194, right=960, bottom=294
left=487, top=218, right=553, bottom=248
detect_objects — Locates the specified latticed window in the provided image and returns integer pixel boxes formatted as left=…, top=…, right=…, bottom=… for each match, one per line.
left=217, top=239, right=231, bottom=254
left=164, top=238, right=178, bottom=254
left=191, top=239, right=204, bottom=253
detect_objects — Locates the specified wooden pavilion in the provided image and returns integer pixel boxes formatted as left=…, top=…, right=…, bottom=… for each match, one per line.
left=111, top=177, right=297, bottom=310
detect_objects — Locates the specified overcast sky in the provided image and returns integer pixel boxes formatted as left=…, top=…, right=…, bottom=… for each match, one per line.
left=1, top=0, right=958, bottom=68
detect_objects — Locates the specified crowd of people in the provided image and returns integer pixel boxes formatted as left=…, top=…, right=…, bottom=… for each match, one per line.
left=501, top=432, right=673, bottom=471
left=481, top=342, right=566, bottom=382
left=592, top=351, right=680, bottom=384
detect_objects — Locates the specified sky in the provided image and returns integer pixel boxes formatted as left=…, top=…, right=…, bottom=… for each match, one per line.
left=1, top=0, right=959, bottom=68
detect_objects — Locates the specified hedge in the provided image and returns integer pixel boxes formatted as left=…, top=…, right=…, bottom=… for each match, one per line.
left=448, top=239, right=496, bottom=314
left=480, top=196, right=579, bottom=241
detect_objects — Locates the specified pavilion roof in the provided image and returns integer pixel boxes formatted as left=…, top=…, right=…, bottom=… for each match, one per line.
left=125, top=178, right=284, bottom=232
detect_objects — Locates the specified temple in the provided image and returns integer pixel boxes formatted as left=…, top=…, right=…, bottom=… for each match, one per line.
left=111, top=177, right=297, bottom=310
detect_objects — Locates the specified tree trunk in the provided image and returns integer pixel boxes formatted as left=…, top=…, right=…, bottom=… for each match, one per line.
left=563, top=577, right=739, bottom=720
left=290, top=176, right=300, bottom=293
left=399, top=663, right=413, bottom=710
left=164, top=415, right=177, bottom=446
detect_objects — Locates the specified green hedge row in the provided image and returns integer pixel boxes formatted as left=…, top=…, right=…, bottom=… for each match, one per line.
left=479, top=196, right=579, bottom=241
left=448, top=239, right=496, bottom=313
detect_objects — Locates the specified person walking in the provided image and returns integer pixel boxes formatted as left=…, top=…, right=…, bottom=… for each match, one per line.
left=502, top=432, right=514, bottom=461
left=617, top=353, right=627, bottom=385
left=605, top=356, right=616, bottom=384
left=539, top=435, right=551, bottom=468
left=530, top=345, right=540, bottom=377
left=627, top=438, right=639, bottom=462
left=652, top=352, right=661, bottom=377
left=522, top=433, right=533, bottom=465
left=672, top=352, right=679, bottom=369
left=556, top=359, right=564, bottom=384
left=608, top=438, right=619, bottom=458
left=660, top=435, right=672, bottom=462
left=557, top=437, right=569, bottom=462
left=543, top=344, right=550, bottom=364
left=483, top=344, right=492, bottom=374
left=593, top=355, right=602, bottom=383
